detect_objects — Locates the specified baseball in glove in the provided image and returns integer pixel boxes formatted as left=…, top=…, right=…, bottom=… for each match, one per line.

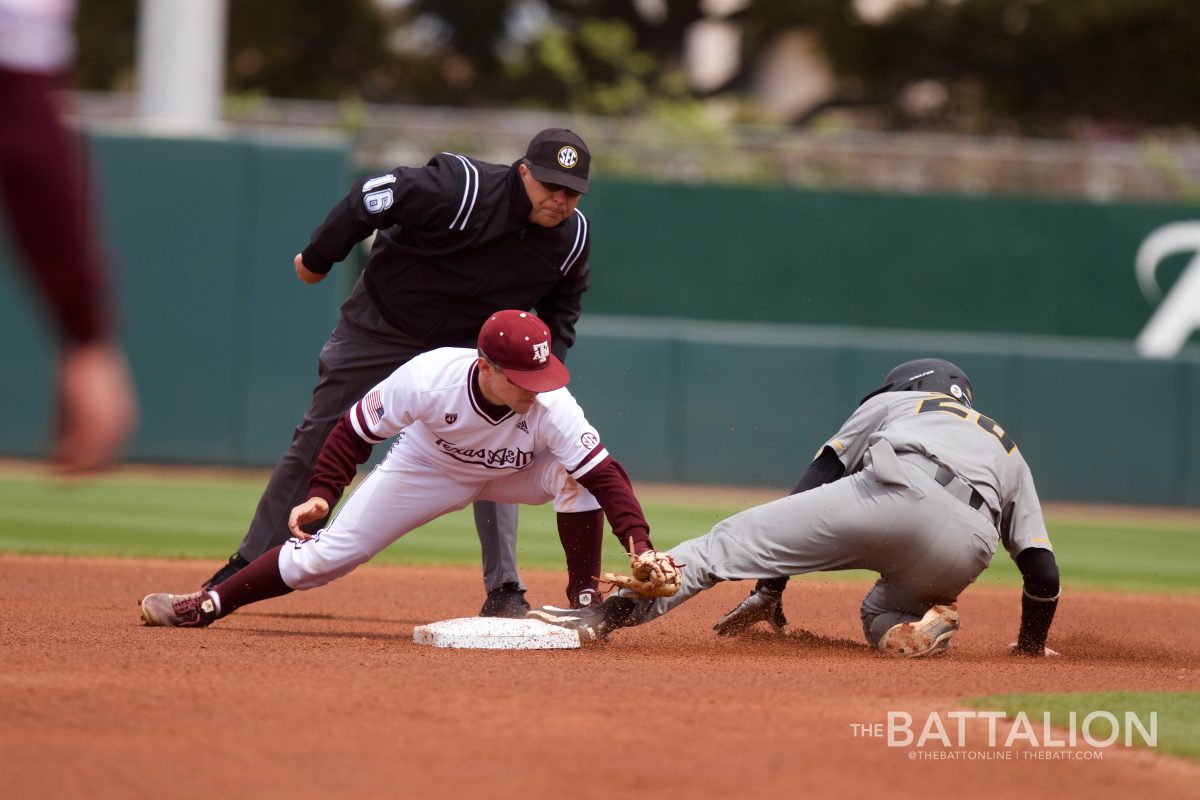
left=599, top=540, right=684, bottom=598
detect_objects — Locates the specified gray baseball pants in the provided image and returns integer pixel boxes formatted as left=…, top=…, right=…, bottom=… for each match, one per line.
left=624, top=441, right=998, bottom=647
left=235, top=277, right=522, bottom=592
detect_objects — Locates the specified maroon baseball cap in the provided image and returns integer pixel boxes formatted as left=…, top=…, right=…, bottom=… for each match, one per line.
left=524, top=128, right=590, bottom=194
left=477, top=310, right=571, bottom=392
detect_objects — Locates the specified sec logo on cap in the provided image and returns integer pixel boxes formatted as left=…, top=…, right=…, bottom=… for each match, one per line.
left=557, top=146, right=578, bottom=169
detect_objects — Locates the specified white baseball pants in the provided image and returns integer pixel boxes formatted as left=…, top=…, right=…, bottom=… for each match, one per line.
left=277, top=455, right=600, bottom=590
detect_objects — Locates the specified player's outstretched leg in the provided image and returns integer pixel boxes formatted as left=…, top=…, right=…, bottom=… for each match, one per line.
left=143, top=545, right=295, bottom=628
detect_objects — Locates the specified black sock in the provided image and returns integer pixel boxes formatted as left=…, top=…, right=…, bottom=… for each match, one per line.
left=756, top=577, right=788, bottom=594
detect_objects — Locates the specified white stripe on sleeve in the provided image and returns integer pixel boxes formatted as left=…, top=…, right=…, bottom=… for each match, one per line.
left=349, top=405, right=387, bottom=445
left=443, top=153, right=480, bottom=231
left=559, top=210, right=588, bottom=274
left=569, top=447, right=610, bottom=479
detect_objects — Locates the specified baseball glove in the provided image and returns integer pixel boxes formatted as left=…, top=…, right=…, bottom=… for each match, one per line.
left=599, top=541, right=684, bottom=598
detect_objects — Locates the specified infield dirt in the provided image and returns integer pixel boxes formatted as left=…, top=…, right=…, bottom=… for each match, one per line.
left=2, top=554, right=1197, bottom=799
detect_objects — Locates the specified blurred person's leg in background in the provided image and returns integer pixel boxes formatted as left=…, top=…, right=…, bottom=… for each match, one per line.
left=0, top=3, right=137, bottom=473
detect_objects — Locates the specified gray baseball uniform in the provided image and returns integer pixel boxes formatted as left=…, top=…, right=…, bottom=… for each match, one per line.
left=621, top=391, right=1053, bottom=646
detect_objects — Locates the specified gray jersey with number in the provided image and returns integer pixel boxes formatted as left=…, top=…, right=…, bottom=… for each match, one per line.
left=621, top=390, right=1052, bottom=646
left=827, top=391, right=1051, bottom=559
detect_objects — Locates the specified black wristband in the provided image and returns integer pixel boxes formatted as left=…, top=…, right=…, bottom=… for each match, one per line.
left=1015, top=590, right=1059, bottom=654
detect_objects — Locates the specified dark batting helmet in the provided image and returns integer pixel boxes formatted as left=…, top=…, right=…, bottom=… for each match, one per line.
left=860, top=358, right=974, bottom=407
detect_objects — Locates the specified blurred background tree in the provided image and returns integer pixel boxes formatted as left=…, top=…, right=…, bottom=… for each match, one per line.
left=73, top=0, right=1200, bottom=137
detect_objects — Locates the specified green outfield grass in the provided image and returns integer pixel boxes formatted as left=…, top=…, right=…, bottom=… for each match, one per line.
left=965, top=692, right=1200, bottom=761
left=0, top=466, right=1197, bottom=592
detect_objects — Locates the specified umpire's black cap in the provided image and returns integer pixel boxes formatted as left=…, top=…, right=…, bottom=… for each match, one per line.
left=524, top=128, right=590, bottom=194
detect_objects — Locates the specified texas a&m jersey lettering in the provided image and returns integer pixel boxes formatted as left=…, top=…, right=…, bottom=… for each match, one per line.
left=345, top=348, right=608, bottom=482
left=435, top=438, right=535, bottom=469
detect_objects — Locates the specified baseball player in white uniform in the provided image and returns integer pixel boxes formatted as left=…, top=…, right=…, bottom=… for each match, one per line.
left=533, top=359, right=1062, bottom=658
left=139, top=310, right=660, bottom=627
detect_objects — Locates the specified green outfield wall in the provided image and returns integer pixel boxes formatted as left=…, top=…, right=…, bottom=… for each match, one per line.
left=1, top=132, right=1197, bottom=507
left=581, top=178, right=1200, bottom=344
left=566, top=317, right=1199, bottom=508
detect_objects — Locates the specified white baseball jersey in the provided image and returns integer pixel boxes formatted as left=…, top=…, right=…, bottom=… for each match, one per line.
left=277, top=347, right=630, bottom=592
left=349, top=347, right=608, bottom=483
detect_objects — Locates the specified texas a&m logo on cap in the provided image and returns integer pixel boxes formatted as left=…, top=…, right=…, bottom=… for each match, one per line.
left=478, top=310, right=571, bottom=392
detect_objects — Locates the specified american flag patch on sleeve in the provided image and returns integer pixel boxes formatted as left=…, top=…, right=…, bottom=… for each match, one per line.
left=364, top=390, right=385, bottom=425
left=349, top=391, right=388, bottom=444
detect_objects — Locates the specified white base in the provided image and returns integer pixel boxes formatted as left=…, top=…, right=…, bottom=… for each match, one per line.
left=412, top=616, right=581, bottom=650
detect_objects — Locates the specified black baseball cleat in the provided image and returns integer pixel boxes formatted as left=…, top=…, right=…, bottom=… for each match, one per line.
left=712, top=587, right=787, bottom=636
left=528, top=596, right=638, bottom=643
left=773, top=595, right=788, bottom=630
left=478, top=582, right=531, bottom=618
left=202, top=552, right=250, bottom=591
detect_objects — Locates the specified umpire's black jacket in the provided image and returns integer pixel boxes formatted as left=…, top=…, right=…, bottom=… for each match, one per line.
left=300, top=152, right=590, bottom=360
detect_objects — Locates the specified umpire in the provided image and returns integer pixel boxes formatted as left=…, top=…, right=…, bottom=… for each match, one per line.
left=202, top=128, right=594, bottom=618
